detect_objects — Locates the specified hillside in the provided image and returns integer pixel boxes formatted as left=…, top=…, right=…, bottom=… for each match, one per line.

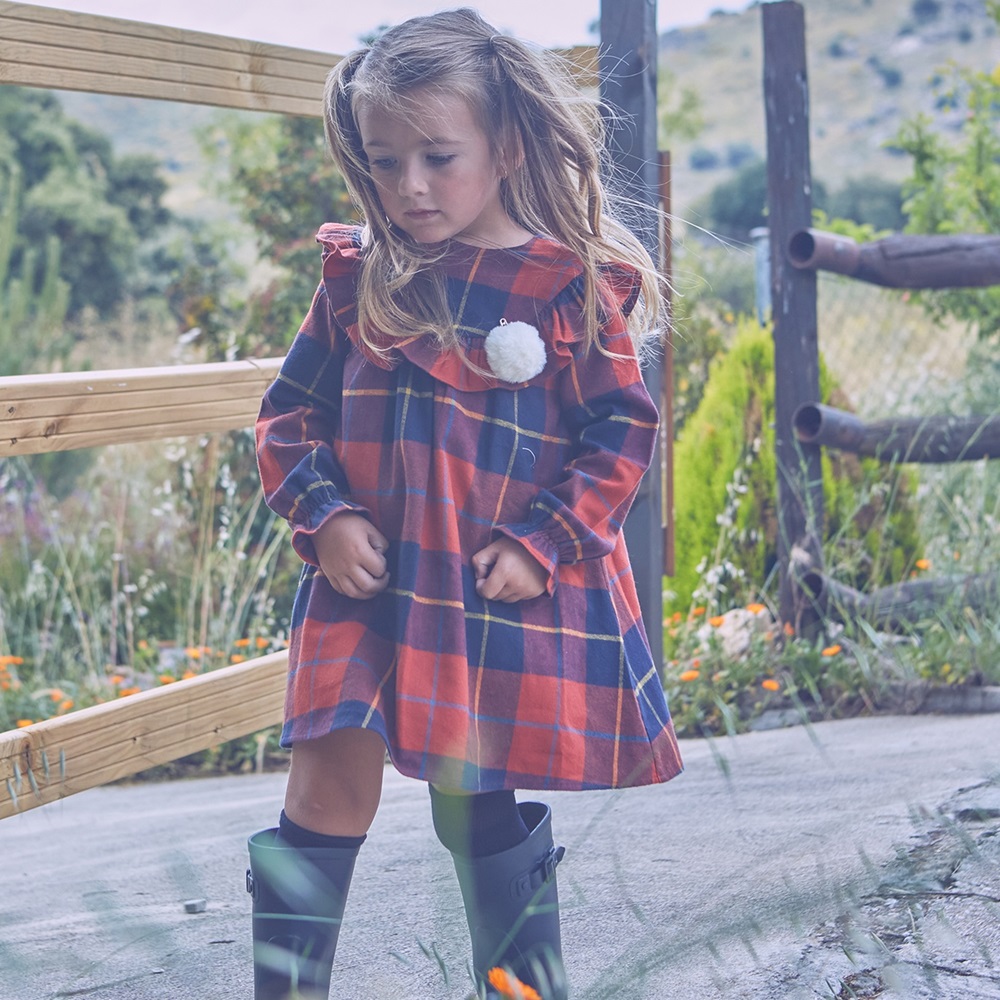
left=47, top=0, right=1000, bottom=230
left=664, top=0, right=999, bottom=217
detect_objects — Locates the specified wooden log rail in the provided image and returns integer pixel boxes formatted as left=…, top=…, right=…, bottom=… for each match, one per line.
left=795, top=569, right=1000, bottom=633
left=793, top=402, right=1000, bottom=463
left=787, top=229, right=1000, bottom=289
left=0, top=358, right=284, bottom=456
left=0, top=653, right=287, bottom=819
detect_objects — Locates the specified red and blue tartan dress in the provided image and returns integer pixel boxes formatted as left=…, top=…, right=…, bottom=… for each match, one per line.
left=256, top=223, right=683, bottom=792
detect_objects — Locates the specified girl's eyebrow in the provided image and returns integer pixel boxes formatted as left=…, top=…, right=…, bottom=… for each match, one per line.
left=363, top=135, right=466, bottom=149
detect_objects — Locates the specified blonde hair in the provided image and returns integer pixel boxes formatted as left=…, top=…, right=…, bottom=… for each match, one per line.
left=323, top=7, right=662, bottom=362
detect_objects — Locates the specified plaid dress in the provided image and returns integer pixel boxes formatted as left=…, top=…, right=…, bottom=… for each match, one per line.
left=256, top=224, right=682, bottom=791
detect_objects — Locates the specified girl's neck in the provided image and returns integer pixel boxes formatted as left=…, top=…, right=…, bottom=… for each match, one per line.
left=450, top=220, right=534, bottom=250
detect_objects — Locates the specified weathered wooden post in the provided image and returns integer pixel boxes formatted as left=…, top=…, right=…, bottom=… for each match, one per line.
left=762, top=1, right=824, bottom=628
left=600, top=0, right=664, bottom=667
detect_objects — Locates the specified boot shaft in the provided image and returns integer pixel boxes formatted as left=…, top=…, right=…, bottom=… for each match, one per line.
left=247, top=828, right=359, bottom=1000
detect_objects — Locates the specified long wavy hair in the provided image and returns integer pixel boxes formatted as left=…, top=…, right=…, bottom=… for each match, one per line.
left=323, top=7, right=662, bottom=363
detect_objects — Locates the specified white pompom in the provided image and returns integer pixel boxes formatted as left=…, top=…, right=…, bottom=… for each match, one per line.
left=484, top=321, right=546, bottom=383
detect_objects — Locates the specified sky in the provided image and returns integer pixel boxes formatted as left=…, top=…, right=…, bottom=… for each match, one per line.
left=22, top=0, right=748, bottom=51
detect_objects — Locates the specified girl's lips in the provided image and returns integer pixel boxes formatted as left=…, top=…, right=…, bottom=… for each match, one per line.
left=405, top=210, right=439, bottom=219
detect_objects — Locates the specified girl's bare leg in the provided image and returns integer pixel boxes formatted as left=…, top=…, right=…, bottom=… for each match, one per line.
left=283, top=728, right=386, bottom=837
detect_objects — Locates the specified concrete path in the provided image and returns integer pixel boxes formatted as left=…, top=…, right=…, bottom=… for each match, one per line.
left=2, top=714, right=999, bottom=999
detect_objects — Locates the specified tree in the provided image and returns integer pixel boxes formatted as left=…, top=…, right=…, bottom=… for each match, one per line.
left=659, top=68, right=703, bottom=146
left=827, top=175, right=905, bottom=232
left=892, top=1, right=1000, bottom=337
left=0, top=86, right=174, bottom=318
left=0, top=168, right=72, bottom=377
left=201, top=113, right=354, bottom=349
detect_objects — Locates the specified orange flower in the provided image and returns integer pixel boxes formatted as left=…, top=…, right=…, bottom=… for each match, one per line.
left=181, top=669, right=198, bottom=680
left=137, top=640, right=149, bottom=651
left=915, top=558, right=931, bottom=571
left=234, top=638, right=251, bottom=648
left=158, top=674, right=176, bottom=684
left=691, top=606, right=706, bottom=617
left=58, top=699, right=74, bottom=713
left=821, top=644, right=842, bottom=657
left=255, top=637, right=269, bottom=649
left=0, top=680, right=9, bottom=691
left=671, top=611, right=683, bottom=624
left=679, top=669, right=700, bottom=682
left=49, top=689, right=65, bottom=703
left=0, top=655, right=24, bottom=667
left=708, top=615, right=725, bottom=627
left=185, top=647, right=202, bottom=659
left=230, top=654, right=247, bottom=664
left=691, top=658, right=701, bottom=668
left=118, top=685, right=142, bottom=697
left=16, top=719, right=33, bottom=728
left=746, top=603, right=766, bottom=614
left=487, top=968, right=542, bottom=1000
left=109, top=674, right=125, bottom=686
left=761, top=679, right=780, bottom=692
left=783, top=622, right=795, bottom=637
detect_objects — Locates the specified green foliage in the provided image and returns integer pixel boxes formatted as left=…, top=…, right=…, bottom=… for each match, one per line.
left=666, top=317, right=922, bottom=613
left=892, top=1, right=1000, bottom=338
left=825, top=175, right=905, bottom=232
left=0, top=442, right=296, bottom=731
left=200, top=113, right=354, bottom=350
left=659, top=68, right=703, bottom=146
left=697, top=159, right=832, bottom=241
left=0, top=168, right=73, bottom=377
left=0, top=87, right=174, bottom=318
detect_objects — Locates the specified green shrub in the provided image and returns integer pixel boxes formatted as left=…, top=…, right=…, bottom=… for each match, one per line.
left=666, top=317, right=922, bottom=613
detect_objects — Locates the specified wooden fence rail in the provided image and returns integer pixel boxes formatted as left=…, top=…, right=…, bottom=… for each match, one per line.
left=0, top=358, right=284, bottom=456
left=792, top=403, right=1000, bottom=464
left=0, top=653, right=288, bottom=820
left=0, top=1, right=597, bottom=114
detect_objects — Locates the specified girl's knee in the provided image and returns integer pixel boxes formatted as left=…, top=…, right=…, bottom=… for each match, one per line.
left=284, top=728, right=386, bottom=835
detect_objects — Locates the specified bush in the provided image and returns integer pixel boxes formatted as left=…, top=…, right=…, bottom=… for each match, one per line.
left=666, top=317, right=922, bottom=613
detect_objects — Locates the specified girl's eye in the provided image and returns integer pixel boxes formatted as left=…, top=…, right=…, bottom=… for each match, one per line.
left=369, top=158, right=396, bottom=171
left=427, top=154, right=456, bottom=166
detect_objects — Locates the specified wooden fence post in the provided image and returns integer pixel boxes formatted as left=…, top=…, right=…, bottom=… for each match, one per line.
left=600, top=0, right=664, bottom=668
left=762, top=1, right=824, bottom=628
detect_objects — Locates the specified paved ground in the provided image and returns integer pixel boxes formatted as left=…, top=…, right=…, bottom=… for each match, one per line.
left=2, top=713, right=999, bottom=1000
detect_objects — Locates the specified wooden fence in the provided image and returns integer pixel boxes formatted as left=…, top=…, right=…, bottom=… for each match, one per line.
left=761, top=2, right=1000, bottom=634
left=0, top=2, right=611, bottom=819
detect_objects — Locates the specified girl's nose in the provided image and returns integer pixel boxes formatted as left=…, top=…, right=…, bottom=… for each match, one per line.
left=397, top=162, right=428, bottom=197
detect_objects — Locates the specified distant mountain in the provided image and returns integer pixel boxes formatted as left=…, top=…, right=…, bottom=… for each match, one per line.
left=663, top=0, right=998, bottom=216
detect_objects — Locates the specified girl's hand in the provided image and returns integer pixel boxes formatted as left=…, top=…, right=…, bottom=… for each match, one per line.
left=472, top=537, right=548, bottom=603
left=314, top=513, right=390, bottom=600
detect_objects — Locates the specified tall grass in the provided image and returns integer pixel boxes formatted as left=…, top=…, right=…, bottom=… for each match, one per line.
left=0, top=432, right=295, bottom=734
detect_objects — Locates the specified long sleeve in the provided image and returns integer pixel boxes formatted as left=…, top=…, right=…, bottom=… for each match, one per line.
left=255, top=282, right=369, bottom=566
left=496, top=293, right=659, bottom=593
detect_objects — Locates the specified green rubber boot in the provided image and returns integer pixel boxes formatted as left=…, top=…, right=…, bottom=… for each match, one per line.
left=449, top=802, right=567, bottom=1000
left=246, top=828, right=359, bottom=1000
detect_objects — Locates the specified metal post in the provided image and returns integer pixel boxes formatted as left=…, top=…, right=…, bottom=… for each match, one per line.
left=600, top=0, right=664, bottom=668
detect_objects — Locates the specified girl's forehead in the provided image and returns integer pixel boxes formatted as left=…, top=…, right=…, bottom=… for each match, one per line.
left=356, top=88, right=482, bottom=140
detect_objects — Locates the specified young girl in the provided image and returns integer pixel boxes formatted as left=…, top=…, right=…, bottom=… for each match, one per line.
left=247, top=9, right=683, bottom=999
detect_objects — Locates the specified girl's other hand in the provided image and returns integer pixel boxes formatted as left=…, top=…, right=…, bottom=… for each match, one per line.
left=472, top=537, right=548, bottom=603
left=314, top=513, right=390, bottom=600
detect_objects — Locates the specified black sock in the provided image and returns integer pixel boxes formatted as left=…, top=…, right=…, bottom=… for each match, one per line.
left=429, top=787, right=531, bottom=857
left=277, top=809, right=367, bottom=851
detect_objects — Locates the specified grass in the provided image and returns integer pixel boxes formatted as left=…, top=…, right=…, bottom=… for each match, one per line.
left=0, top=434, right=296, bottom=772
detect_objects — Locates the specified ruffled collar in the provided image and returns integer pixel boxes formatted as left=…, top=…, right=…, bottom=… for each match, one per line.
left=316, top=224, right=633, bottom=392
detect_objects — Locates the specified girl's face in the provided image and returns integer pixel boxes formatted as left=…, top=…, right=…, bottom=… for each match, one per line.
left=357, top=89, right=528, bottom=248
